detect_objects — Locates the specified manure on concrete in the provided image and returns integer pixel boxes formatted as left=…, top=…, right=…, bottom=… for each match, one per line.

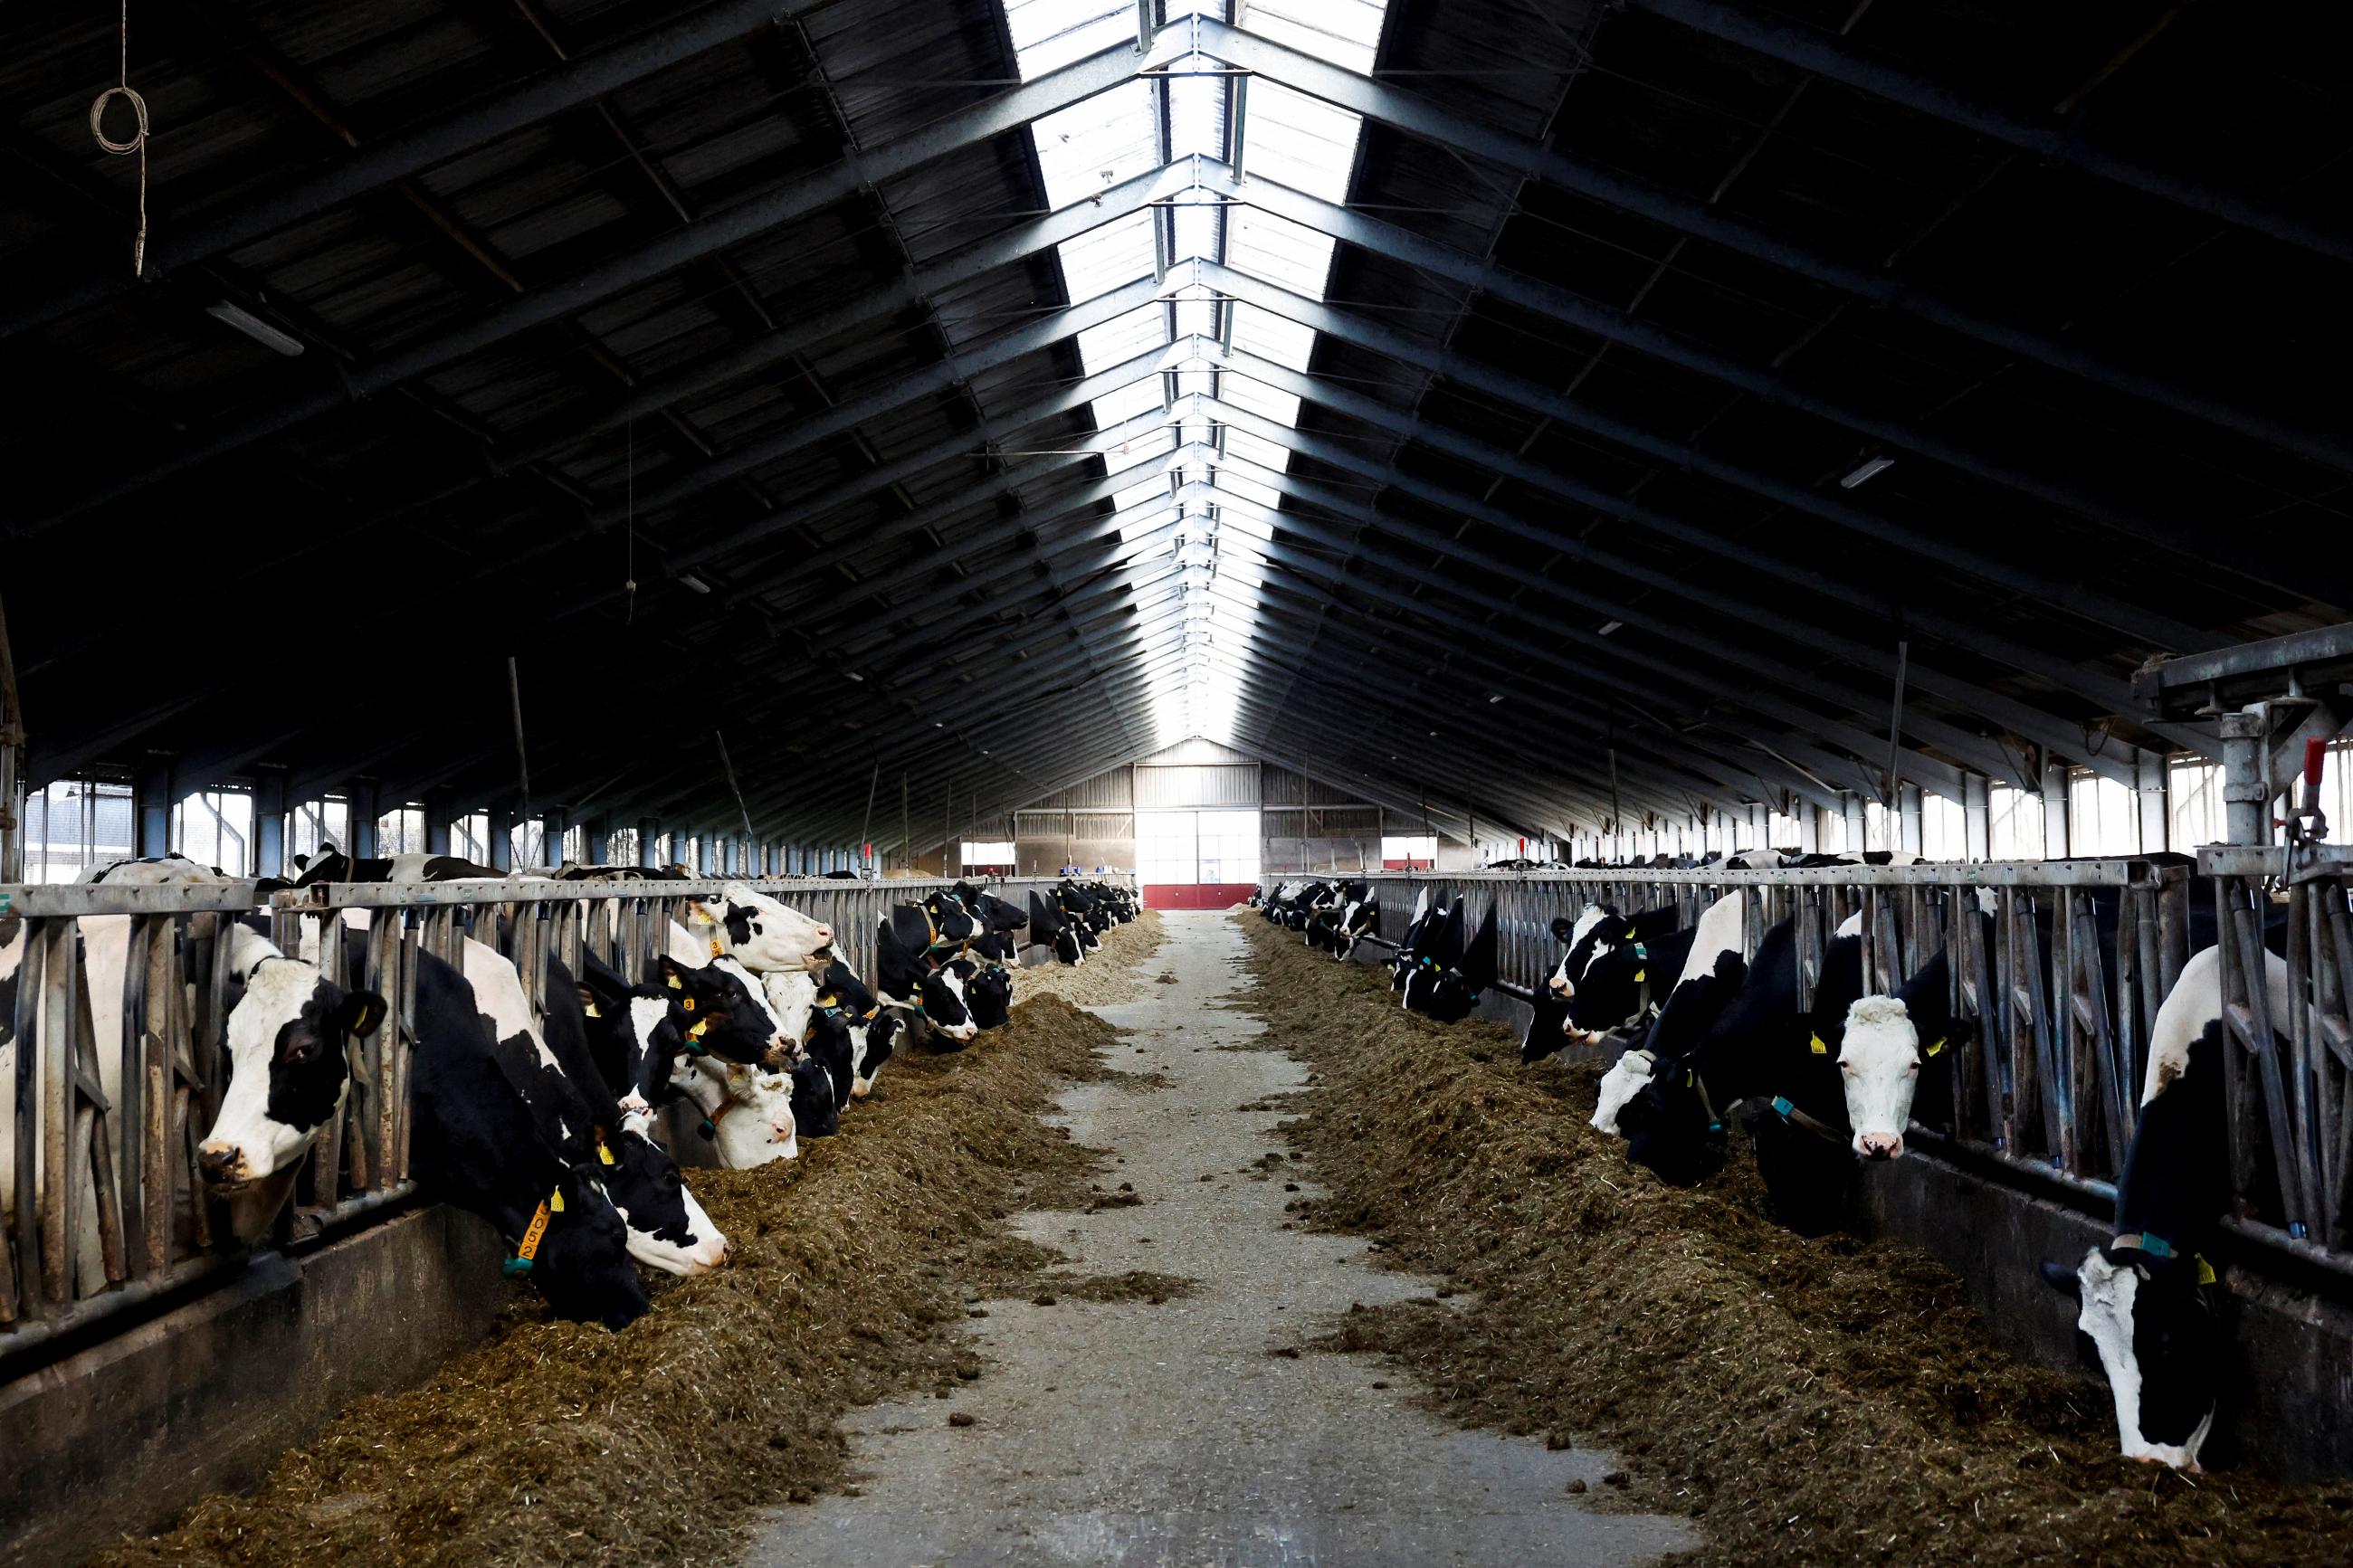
left=1236, top=913, right=2353, bottom=1568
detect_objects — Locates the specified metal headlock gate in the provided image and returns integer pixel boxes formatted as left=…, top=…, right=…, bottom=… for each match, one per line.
left=0, top=873, right=1120, bottom=1357
left=1271, top=858, right=2353, bottom=1280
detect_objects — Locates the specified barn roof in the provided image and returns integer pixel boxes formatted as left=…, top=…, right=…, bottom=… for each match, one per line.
left=3, top=0, right=2348, bottom=847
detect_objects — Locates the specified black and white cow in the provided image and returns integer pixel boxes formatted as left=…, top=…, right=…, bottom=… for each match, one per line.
left=403, top=943, right=649, bottom=1329
left=669, top=1051, right=800, bottom=1166
left=575, top=947, right=691, bottom=1112
left=491, top=944, right=729, bottom=1275
left=815, top=958, right=900, bottom=1098
left=1331, top=884, right=1382, bottom=961
left=281, top=847, right=503, bottom=888
left=1606, top=907, right=1785, bottom=1185
left=1029, top=889, right=1085, bottom=965
left=877, top=910, right=977, bottom=1047
left=959, top=958, right=1014, bottom=1030
left=189, top=923, right=386, bottom=1243
left=685, top=884, right=834, bottom=975
left=2039, top=944, right=2290, bottom=1470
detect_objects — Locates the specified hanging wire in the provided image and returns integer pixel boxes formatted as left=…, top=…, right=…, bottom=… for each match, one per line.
left=622, top=413, right=636, bottom=626
left=89, top=0, right=149, bottom=276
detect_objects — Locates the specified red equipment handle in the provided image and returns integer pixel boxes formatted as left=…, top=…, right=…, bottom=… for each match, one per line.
left=2305, top=736, right=2328, bottom=789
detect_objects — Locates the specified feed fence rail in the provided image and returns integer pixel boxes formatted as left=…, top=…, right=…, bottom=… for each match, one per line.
left=1262, top=862, right=2352, bottom=1276
left=0, top=872, right=1124, bottom=1359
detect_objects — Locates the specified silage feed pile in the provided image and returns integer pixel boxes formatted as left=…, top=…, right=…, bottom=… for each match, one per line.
left=1013, top=908, right=1166, bottom=1009
left=94, top=996, right=1124, bottom=1568
left=1236, top=915, right=2353, bottom=1567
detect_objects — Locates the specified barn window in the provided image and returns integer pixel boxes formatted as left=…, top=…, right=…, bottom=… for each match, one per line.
left=960, top=841, right=1016, bottom=873
left=19, top=778, right=135, bottom=884
left=452, top=813, right=491, bottom=863
left=376, top=805, right=427, bottom=857
left=1379, top=832, right=1435, bottom=870
left=172, top=787, right=253, bottom=876
left=1920, top=793, right=1967, bottom=860
left=1987, top=783, right=2046, bottom=860
left=289, top=796, right=348, bottom=863
left=2067, top=771, right=2139, bottom=857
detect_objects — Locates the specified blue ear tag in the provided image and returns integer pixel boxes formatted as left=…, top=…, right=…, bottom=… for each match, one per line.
left=696, top=1118, right=718, bottom=1140
left=1634, top=944, right=1647, bottom=959
left=2139, top=1233, right=2176, bottom=1259
left=502, top=1257, right=534, bottom=1277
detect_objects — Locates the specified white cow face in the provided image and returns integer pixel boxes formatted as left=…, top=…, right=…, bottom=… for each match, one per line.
left=2049, top=1248, right=2219, bottom=1470
left=1838, top=995, right=1922, bottom=1159
left=697, top=885, right=834, bottom=974
left=1589, top=1048, right=1653, bottom=1136
left=674, top=1054, right=799, bottom=1167
left=199, top=931, right=384, bottom=1203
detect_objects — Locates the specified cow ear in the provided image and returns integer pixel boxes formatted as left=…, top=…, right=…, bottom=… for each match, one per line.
left=2038, top=1259, right=2083, bottom=1300
left=336, top=990, right=387, bottom=1038
left=659, top=955, right=688, bottom=991
left=1550, top=917, right=1575, bottom=943
left=576, top=982, right=603, bottom=1019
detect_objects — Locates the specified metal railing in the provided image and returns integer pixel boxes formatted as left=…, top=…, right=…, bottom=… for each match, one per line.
left=1261, top=862, right=2353, bottom=1267
left=0, top=872, right=1124, bottom=1357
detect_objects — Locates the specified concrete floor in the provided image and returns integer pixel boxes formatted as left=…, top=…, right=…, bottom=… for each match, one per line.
left=745, top=909, right=1691, bottom=1568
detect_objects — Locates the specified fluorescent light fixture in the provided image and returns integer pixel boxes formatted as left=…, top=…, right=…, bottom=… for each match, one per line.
left=1487, top=693, right=1504, bottom=703
left=843, top=670, right=864, bottom=682
left=205, top=301, right=304, bottom=356
left=676, top=573, right=712, bottom=594
left=1840, top=455, right=1895, bottom=489
left=1597, top=620, right=1624, bottom=636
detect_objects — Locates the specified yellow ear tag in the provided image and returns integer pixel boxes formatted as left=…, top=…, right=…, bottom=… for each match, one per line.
left=1809, top=1033, right=1829, bottom=1055
left=710, top=939, right=723, bottom=959
left=1633, top=969, right=1645, bottom=983
left=666, top=974, right=682, bottom=991
left=1624, top=928, right=1638, bottom=939
left=687, top=1019, right=710, bottom=1040
left=548, top=1189, right=566, bottom=1213
left=681, top=996, right=696, bottom=1012
left=816, top=993, right=837, bottom=1009
left=2196, top=1255, right=2217, bottom=1287
left=1926, top=1036, right=1948, bottom=1058
left=597, top=1143, right=615, bottom=1166
left=584, top=1002, right=602, bottom=1019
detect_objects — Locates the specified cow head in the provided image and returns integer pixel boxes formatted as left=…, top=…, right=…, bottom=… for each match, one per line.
left=198, top=928, right=385, bottom=1225
left=672, top=1054, right=798, bottom=1166
left=657, top=954, right=791, bottom=1066
left=964, top=963, right=1014, bottom=1030
left=576, top=957, right=691, bottom=1112
left=853, top=1012, right=900, bottom=1098
left=1521, top=989, right=1573, bottom=1064
left=1548, top=907, right=1610, bottom=996
left=1564, top=941, right=1654, bottom=1043
left=788, top=1053, right=841, bottom=1137
left=519, top=1162, right=652, bottom=1330
left=696, top=885, right=834, bottom=974
left=921, top=962, right=978, bottom=1044
left=1615, top=1058, right=1729, bottom=1186
left=1588, top=1047, right=1654, bottom=1136
left=597, top=1111, right=728, bottom=1275
left=2040, top=1245, right=2222, bottom=1469
left=1838, top=995, right=1925, bottom=1160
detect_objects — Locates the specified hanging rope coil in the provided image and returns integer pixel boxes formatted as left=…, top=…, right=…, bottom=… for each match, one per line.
left=90, top=0, right=148, bottom=276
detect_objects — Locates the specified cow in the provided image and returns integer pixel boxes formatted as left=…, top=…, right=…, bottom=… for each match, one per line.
left=1829, top=929, right=1975, bottom=1162
left=480, top=943, right=729, bottom=1275
left=2039, top=944, right=2293, bottom=1470
left=662, top=920, right=795, bottom=1065
left=877, top=911, right=977, bottom=1047
left=1408, top=901, right=1498, bottom=1023
left=960, top=959, right=1015, bottom=1030
left=1605, top=906, right=1783, bottom=1183
left=575, top=947, right=692, bottom=1112
left=1028, top=889, right=1084, bottom=965
left=177, top=923, right=384, bottom=1244
left=400, top=942, right=651, bottom=1328
left=805, top=957, right=899, bottom=1099
left=1331, top=885, right=1382, bottom=960
left=670, top=1051, right=800, bottom=1166
left=281, top=847, right=504, bottom=887
left=685, top=884, right=834, bottom=974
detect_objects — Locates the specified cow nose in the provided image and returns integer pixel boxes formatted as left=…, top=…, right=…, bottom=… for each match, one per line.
left=812, top=924, right=834, bottom=946
left=1857, top=1132, right=1902, bottom=1160
left=198, top=1144, right=243, bottom=1183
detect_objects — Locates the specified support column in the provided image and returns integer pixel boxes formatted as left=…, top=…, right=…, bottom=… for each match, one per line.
left=2135, top=749, right=2171, bottom=854
left=2219, top=708, right=2271, bottom=847
left=1797, top=803, right=1821, bottom=854
left=1963, top=772, right=1990, bottom=861
left=637, top=816, right=661, bottom=870
left=1748, top=801, right=1768, bottom=851
left=2041, top=761, right=2071, bottom=860
left=253, top=773, right=286, bottom=879
left=1898, top=782, right=1923, bottom=856
left=489, top=804, right=515, bottom=871
left=137, top=758, right=172, bottom=857
left=585, top=817, right=609, bottom=864
left=347, top=780, right=378, bottom=858
left=424, top=790, right=454, bottom=856
left=541, top=805, right=568, bottom=868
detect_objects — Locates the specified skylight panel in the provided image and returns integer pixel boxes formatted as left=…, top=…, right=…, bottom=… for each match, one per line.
left=1058, top=211, right=1155, bottom=300
left=1225, top=207, right=1336, bottom=296
left=1032, top=82, right=1160, bottom=207
left=1238, top=81, right=1361, bottom=204
left=1075, top=304, right=1171, bottom=375
left=1223, top=426, right=1291, bottom=471
left=1230, top=304, right=1317, bottom=371
left=1219, top=373, right=1302, bottom=429
left=1005, top=0, right=1129, bottom=79
left=1215, top=469, right=1283, bottom=509
left=1236, top=0, right=1386, bottom=75
left=1090, top=373, right=1167, bottom=427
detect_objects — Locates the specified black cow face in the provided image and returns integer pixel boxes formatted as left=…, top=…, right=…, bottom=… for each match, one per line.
left=657, top=955, right=786, bottom=1067
left=921, top=962, right=977, bottom=1044
left=1052, top=926, right=1084, bottom=965
left=201, top=951, right=384, bottom=1191
left=1618, top=1066, right=1728, bottom=1188
left=2041, top=1250, right=2224, bottom=1463
left=1745, top=1106, right=1858, bottom=1237
left=966, top=965, right=1013, bottom=1030
left=1521, top=990, right=1572, bottom=1064
left=528, top=1164, right=653, bottom=1331
left=854, top=1012, right=901, bottom=1095
left=576, top=967, right=691, bottom=1109
left=789, top=1055, right=841, bottom=1137
left=1566, top=944, right=1651, bottom=1038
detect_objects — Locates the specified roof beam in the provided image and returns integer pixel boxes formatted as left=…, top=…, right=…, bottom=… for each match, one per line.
left=1626, top=0, right=2353, bottom=268
left=1193, top=15, right=2353, bottom=478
